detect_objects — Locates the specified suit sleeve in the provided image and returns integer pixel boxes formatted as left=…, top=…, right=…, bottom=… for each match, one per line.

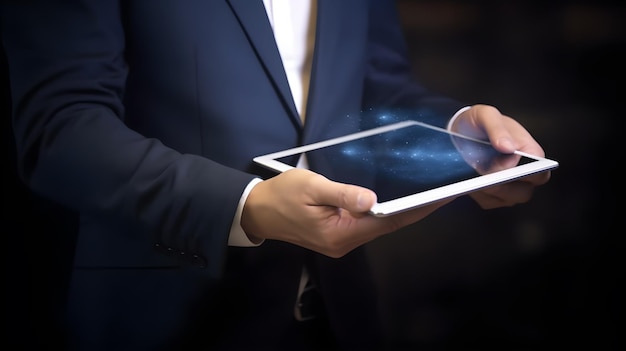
left=362, top=0, right=466, bottom=127
left=0, top=0, right=254, bottom=277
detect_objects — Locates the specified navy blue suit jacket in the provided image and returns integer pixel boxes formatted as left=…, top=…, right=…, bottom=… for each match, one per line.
left=2, top=0, right=464, bottom=349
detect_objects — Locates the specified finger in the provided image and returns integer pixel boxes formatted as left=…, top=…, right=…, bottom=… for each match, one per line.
left=471, top=181, right=536, bottom=208
left=325, top=200, right=451, bottom=255
left=500, top=119, right=547, bottom=157
left=470, top=105, right=550, bottom=160
left=373, top=198, right=455, bottom=233
left=521, top=169, right=552, bottom=186
left=308, top=174, right=378, bottom=213
left=471, top=105, right=519, bottom=153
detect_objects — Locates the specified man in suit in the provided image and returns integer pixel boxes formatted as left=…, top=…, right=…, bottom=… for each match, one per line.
left=1, top=0, right=551, bottom=350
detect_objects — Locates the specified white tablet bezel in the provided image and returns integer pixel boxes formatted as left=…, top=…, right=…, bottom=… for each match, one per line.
left=253, top=120, right=558, bottom=217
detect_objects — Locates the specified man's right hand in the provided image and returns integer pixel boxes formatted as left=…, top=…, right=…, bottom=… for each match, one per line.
left=241, top=168, right=451, bottom=257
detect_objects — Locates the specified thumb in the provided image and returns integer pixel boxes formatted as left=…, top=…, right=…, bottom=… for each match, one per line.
left=311, top=176, right=377, bottom=212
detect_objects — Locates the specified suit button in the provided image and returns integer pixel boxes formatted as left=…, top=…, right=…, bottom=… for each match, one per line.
left=191, top=255, right=207, bottom=268
left=153, top=243, right=166, bottom=253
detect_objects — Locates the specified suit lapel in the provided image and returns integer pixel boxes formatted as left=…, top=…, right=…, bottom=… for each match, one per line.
left=227, top=0, right=301, bottom=125
left=227, top=0, right=367, bottom=140
left=304, top=0, right=367, bottom=142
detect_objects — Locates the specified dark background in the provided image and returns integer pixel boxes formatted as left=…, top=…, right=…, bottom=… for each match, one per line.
left=2, top=1, right=623, bottom=350
left=367, top=0, right=623, bottom=350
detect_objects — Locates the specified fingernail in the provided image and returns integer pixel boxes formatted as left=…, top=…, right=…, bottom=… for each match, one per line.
left=356, top=193, right=369, bottom=211
left=357, top=192, right=375, bottom=211
left=499, top=137, right=515, bottom=151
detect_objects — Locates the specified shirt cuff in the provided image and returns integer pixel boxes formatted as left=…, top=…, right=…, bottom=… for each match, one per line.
left=446, top=106, right=471, bottom=131
left=228, top=177, right=264, bottom=247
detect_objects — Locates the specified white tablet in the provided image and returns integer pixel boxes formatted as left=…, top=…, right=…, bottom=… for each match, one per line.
left=253, top=120, right=558, bottom=217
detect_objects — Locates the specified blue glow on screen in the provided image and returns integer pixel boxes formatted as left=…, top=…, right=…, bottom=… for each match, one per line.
left=292, top=124, right=522, bottom=203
